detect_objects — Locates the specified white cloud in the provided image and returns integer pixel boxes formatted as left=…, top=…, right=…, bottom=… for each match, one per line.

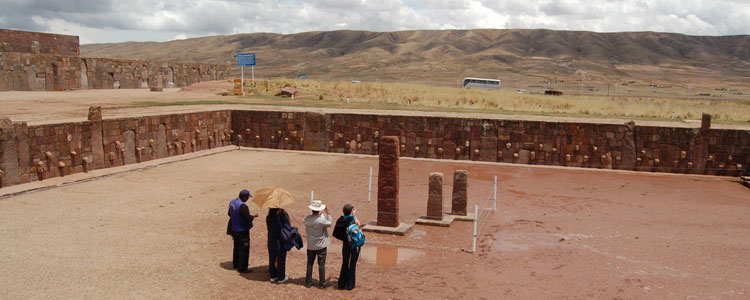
left=1, top=0, right=748, bottom=43
left=170, top=34, right=188, bottom=41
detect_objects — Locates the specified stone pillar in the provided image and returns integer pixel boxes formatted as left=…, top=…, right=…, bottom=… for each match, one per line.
left=479, top=136, right=498, bottom=161
left=701, top=113, right=712, bottom=132
left=621, top=121, right=637, bottom=170
left=88, top=106, right=105, bottom=169
left=451, top=170, right=468, bottom=216
left=426, top=172, right=444, bottom=219
left=303, top=112, right=327, bottom=151
left=377, top=136, right=400, bottom=227
left=156, top=124, right=168, bottom=159
left=123, top=130, right=136, bottom=164
left=14, top=122, right=30, bottom=183
left=0, top=117, right=21, bottom=186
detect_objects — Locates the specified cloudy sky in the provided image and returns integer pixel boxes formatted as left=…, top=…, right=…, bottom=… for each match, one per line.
left=1, top=0, right=748, bottom=44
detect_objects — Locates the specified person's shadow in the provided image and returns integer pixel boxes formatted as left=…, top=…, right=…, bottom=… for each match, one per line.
left=219, top=261, right=312, bottom=287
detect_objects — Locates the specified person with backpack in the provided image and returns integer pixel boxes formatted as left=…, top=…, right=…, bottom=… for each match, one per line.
left=303, top=200, right=333, bottom=288
left=333, top=204, right=364, bottom=290
left=227, top=189, right=258, bottom=273
left=266, top=208, right=291, bottom=283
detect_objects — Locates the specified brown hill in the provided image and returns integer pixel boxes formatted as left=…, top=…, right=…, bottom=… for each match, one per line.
left=80, top=29, right=750, bottom=86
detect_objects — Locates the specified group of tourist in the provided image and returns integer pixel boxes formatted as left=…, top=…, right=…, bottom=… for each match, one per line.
left=227, top=189, right=362, bottom=290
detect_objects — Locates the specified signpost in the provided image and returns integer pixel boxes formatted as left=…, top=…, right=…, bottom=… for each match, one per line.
left=234, top=53, right=256, bottom=96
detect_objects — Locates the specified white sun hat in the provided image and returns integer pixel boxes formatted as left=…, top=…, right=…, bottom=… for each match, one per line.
left=308, top=200, right=326, bottom=211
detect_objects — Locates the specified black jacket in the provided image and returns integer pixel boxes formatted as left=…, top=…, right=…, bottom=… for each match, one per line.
left=333, top=216, right=353, bottom=247
left=267, top=213, right=288, bottom=250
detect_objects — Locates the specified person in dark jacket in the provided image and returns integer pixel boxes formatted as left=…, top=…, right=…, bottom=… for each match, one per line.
left=267, top=208, right=291, bottom=283
left=228, top=189, right=258, bottom=273
left=334, top=204, right=361, bottom=290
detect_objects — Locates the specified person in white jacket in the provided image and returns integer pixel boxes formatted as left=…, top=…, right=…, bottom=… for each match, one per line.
left=302, top=200, right=333, bottom=288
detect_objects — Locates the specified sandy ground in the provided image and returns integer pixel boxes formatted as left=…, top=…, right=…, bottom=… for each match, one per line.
left=1, top=80, right=748, bottom=130
left=1, top=148, right=748, bottom=299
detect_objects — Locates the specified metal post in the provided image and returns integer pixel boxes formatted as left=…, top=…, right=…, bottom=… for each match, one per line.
left=367, top=166, right=373, bottom=203
left=310, top=190, right=314, bottom=204
left=472, top=204, right=479, bottom=253
left=493, top=175, right=497, bottom=211
left=252, top=66, right=255, bottom=87
left=241, top=66, right=245, bottom=96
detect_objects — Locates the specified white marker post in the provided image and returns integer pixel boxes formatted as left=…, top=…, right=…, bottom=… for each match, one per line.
left=367, top=166, right=373, bottom=203
left=493, top=175, right=498, bottom=211
left=472, top=204, right=479, bottom=253
left=310, top=190, right=314, bottom=204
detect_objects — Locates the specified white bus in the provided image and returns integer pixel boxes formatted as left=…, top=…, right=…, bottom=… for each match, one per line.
left=462, top=77, right=501, bottom=90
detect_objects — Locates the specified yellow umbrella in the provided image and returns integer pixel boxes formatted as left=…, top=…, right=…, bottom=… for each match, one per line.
left=252, top=186, right=296, bottom=209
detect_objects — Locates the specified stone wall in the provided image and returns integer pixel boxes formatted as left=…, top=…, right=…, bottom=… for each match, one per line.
left=230, top=110, right=750, bottom=176
left=3, top=110, right=233, bottom=185
left=1, top=29, right=79, bottom=56
left=1, top=109, right=748, bottom=189
left=0, top=52, right=231, bottom=91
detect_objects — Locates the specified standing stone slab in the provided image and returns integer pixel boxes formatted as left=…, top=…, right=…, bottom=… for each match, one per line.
left=123, top=130, right=136, bottom=165
left=427, top=172, right=444, bottom=219
left=479, top=136, right=498, bottom=161
left=303, top=112, right=327, bottom=151
left=14, top=122, right=30, bottom=183
left=156, top=124, right=168, bottom=159
left=377, top=136, right=400, bottom=227
left=621, top=121, right=637, bottom=170
left=88, top=106, right=105, bottom=169
left=451, top=170, right=468, bottom=216
left=0, top=117, right=21, bottom=186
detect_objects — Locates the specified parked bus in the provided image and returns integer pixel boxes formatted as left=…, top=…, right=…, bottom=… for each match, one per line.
left=462, top=77, right=501, bottom=90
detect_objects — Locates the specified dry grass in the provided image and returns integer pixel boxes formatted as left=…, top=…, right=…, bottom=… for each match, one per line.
left=245, top=79, right=750, bottom=124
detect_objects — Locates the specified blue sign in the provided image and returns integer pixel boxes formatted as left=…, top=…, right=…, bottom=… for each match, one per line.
left=234, top=53, right=256, bottom=66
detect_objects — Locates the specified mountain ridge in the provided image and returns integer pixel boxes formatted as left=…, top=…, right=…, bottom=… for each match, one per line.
left=80, top=29, right=750, bottom=86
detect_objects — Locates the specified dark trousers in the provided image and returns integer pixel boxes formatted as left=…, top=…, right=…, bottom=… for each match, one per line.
left=268, top=247, right=287, bottom=280
left=338, top=245, right=360, bottom=290
left=306, top=247, right=327, bottom=285
left=232, top=230, right=250, bottom=270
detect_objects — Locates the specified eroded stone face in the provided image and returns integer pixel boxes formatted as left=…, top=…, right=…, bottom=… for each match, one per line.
left=377, top=136, right=400, bottom=227
left=451, top=170, right=468, bottom=216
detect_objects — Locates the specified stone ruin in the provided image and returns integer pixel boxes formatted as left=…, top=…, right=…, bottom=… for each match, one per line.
left=426, top=172, right=444, bottom=220
left=360, top=136, right=413, bottom=235
left=376, top=136, right=400, bottom=227
left=0, top=29, right=230, bottom=91
left=416, top=169, right=473, bottom=227
left=451, top=170, right=468, bottom=216
left=1, top=109, right=747, bottom=191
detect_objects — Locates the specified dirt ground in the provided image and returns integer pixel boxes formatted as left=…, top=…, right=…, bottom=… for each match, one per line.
left=1, top=80, right=748, bottom=130
left=1, top=148, right=748, bottom=299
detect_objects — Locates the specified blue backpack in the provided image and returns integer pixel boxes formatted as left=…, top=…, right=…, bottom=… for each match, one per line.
left=346, top=223, right=366, bottom=249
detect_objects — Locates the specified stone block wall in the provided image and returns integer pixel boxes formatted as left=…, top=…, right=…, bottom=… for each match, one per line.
left=1, top=109, right=748, bottom=189
left=1, top=29, right=79, bottom=56
left=3, top=110, right=233, bottom=186
left=231, top=110, right=307, bottom=150
left=0, top=52, right=81, bottom=91
left=0, top=52, right=230, bottom=91
left=99, top=111, right=232, bottom=169
left=232, top=111, right=748, bottom=175
left=81, top=58, right=230, bottom=90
